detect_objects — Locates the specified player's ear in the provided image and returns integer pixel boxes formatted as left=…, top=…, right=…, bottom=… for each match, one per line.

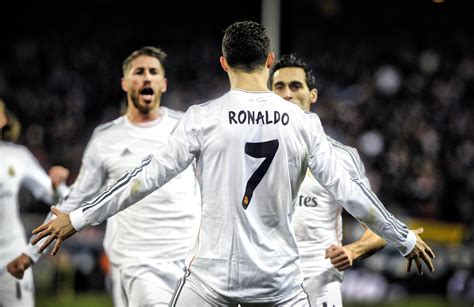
left=310, top=88, right=318, bottom=104
left=220, top=56, right=229, bottom=72
left=161, top=78, right=168, bottom=93
left=121, top=77, right=128, bottom=92
left=266, top=52, right=275, bottom=68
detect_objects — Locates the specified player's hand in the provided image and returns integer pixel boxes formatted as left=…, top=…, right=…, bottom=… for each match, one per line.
left=405, top=228, right=435, bottom=275
left=325, top=244, right=354, bottom=271
left=7, top=253, right=32, bottom=279
left=48, top=166, right=70, bottom=189
left=31, top=207, right=76, bottom=256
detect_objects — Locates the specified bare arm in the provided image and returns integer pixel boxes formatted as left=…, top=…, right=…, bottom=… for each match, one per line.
left=326, top=225, right=387, bottom=271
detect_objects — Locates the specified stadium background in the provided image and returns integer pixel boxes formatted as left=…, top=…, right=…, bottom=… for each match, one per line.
left=1, top=0, right=473, bottom=306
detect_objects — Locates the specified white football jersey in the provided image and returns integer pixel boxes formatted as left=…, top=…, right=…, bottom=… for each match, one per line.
left=26, top=107, right=201, bottom=265
left=293, top=137, right=371, bottom=281
left=0, top=142, right=54, bottom=266
left=70, top=90, right=415, bottom=302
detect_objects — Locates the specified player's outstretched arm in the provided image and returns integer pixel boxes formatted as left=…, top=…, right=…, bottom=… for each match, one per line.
left=31, top=207, right=77, bottom=256
left=405, top=227, right=435, bottom=275
left=326, top=226, right=387, bottom=271
left=48, top=166, right=70, bottom=190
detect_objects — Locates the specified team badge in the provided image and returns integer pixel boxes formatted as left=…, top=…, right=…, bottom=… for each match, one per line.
left=130, top=179, right=142, bottom=195
left=8, top=166, right=15, bottom=177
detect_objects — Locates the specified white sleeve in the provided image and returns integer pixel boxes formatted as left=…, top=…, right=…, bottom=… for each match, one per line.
left=332, top=141, right=371, bottom=188
left=21, top=149, right=54, bottom=204
left=308, top=115, right=415, bottom=256
left=24, top=138, right=107, bottom=261
left=70, top=107, right=200, bottom=232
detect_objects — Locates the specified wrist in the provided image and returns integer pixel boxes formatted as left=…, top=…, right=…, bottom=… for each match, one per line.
left=345, top=243, right=361, bottom=261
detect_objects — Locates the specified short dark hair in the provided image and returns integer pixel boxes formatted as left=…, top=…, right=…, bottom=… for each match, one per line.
left=269, top=54, right=317, bottom=90
left=122, top=46, right=167, bottom=76
left=222, top=21, right=270, bottom=72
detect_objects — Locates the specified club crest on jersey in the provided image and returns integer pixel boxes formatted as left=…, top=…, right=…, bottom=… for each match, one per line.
left=130, top=179, right=142, bottom=195
left=229, top=110, right=289, bottom=126
left=8, top=166, right=15, bottom=177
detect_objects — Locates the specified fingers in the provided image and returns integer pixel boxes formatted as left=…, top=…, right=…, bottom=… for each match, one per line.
left=38, top=234, right=56, bottom=254
left=15, top=270, right=24, bottom=279
left=32, top=223, right=49, bottom=236
left=31, top=228, right=50, bottom=245
left=326, top=245, right=343, bottom=259
left=414, top=254, right=423, bottom=275
left=50, top=206, right=61, bottom=216
left=420, top=250, right=435, bottom=272
left=51, top=238, right=63, bottom=256
left=424, top=243, right=435, bottom=259
left=329, top=252, right=351, bottom=271
left=7, top=262, right=25, bottom=279
left=413, top=227, right=424, bottom=235
left=325, top=244, right=339, bottom=258
left=406, top=257, right=413, bottom=273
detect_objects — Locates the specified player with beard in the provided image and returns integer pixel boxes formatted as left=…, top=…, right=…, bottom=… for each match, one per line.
left=7, top=47, right=201, bottom=306
left=29, top=22, right=434, bottom=306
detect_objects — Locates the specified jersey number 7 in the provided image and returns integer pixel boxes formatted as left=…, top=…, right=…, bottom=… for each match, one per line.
left=242, top=139, right=279, bottom=209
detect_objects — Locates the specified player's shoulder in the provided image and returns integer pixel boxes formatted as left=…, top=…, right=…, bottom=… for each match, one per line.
left=327, top=136, right=361, bottom=158
left=162, top=107, right=184, bottom=121
left=0, top=141, right=38, bottom=164
left=184, top=98, right=219, bottom=116
left=91, top=117, right=124, bottom=137
left=327, top=136, right=365, bottom=176
left=0, top=141, right=29, bottom=155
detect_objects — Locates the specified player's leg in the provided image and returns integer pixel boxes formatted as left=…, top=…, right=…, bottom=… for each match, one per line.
left=271, top=286, right=309, bottom=307
left=110, top=264, right=127, bottom=306
left=239, top=286, right=309, bottom=307
left=0, top=269, right=34, bottom=307
left=169, top=269, right=238, bottom=307
left=303, top=274, right=342, bottom=307
left=121, top=260, right=189, bottom=306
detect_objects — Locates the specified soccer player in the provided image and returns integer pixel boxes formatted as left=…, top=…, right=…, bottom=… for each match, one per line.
left=6, top=47, right=201, bottom=306
left=0, top=100, right=69, bottom=307
left=270, top=54, right=391, bottom=306
left=30, top=21, right=434, bottom=306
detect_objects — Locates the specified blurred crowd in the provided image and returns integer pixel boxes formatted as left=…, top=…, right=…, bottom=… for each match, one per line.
left=2, top=27, right=472, bottom=227
left=306, top=37, right=474, bottom=225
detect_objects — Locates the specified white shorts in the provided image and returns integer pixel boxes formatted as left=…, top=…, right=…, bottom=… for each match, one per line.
left=111, top=260, right=186, bottom=307
left=169, top=269, right=310, bottom=306
left=303, top=272, right=342, bottom=307
left=0, top=269, right=34, bottom=307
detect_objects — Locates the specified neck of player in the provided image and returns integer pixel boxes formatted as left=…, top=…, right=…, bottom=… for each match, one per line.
left=126, top=105, right=161, bottom=123
left=228, top=69, right=271, bottom=92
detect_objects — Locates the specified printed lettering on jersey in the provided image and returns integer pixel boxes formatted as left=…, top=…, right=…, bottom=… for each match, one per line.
left=228, top=110, right=289, bottom=126
left=297, top=195, right=318, bottom=207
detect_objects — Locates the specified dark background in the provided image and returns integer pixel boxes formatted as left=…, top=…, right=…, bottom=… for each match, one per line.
left=1, top=0, right=473, bottom=304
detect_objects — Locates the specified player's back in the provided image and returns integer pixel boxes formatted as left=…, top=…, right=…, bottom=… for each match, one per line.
left=185, top=90, right=319, bottom=302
